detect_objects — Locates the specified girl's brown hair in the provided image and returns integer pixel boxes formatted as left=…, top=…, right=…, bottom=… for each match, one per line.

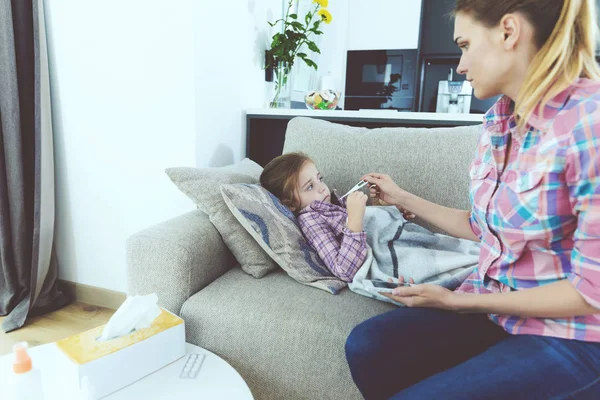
left=453, top=0, right=600, bottom=130
left=260, top=152, right=313, bottom=212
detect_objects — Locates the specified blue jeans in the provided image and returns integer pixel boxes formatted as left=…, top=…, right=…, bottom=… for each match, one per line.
left=345, top=308, right=600, bottom=400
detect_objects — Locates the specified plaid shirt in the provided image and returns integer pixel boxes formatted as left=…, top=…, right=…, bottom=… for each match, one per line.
left=297, top=196, right=367, bottom=282
left=456, top=78, right=600, bottom=342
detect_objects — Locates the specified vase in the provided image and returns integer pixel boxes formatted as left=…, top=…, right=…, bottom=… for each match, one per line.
left=270, top=61, right=292, bottom=108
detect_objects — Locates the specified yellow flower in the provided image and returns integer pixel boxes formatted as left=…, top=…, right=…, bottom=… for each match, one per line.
left=313, top=0, right=328, bottom=7
left=317, top=8, right=332, bottom=24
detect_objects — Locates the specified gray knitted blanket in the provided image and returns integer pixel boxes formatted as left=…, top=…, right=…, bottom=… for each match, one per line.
left=349, top=206, right=480, bottom=306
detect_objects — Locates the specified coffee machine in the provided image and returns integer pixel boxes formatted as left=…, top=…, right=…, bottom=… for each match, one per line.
left=436, top=68, right=472, bottom=113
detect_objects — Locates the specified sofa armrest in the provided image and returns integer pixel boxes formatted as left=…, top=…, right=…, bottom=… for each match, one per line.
left=126, top=209, right=235, bottom=315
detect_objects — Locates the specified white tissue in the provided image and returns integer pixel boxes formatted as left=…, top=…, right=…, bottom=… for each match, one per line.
left=98, top=293, right=161, bottom=341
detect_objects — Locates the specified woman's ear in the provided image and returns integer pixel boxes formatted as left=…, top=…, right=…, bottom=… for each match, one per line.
left=499, top=13, right=521, bottom=51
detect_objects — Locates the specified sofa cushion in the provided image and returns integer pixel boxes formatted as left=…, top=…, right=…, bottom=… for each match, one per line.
left=220, top=183, right=346, bottom=294
left=283, top=117, right=481, bottom=234
left=181, top=267, right=395, bottom=400
left=165, top=159, right=277, bottom=278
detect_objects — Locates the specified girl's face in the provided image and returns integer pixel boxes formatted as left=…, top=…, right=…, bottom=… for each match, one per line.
left=454, top=12, right=515, bottom=100
left=296, top=162, right=331, bottom=210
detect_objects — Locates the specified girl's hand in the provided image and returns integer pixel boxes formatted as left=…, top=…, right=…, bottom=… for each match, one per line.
left=346, top=191, right=368, bottom=232
left=346, top=191, right=368, bottom=213
left=380, top=283, right=460, bottom=311
left=398, top=207, right=416, bottom=220
left=362, top=173, right=408, bottom=210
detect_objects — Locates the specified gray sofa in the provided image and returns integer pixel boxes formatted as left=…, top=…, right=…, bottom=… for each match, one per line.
left=126, top=117, right=481, bottom=400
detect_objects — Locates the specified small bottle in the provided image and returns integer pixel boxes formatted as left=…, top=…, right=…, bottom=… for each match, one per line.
left=5, top=342, right=45, bottom=400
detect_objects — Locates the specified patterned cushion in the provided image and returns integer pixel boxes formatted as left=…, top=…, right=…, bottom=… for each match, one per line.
left=166, top=159, right=278, bottom=278
left=220, top=183, right=347, bottom=294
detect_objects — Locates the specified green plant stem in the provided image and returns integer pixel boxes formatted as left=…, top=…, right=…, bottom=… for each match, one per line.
left=283, top=0, right=293, bottom=34
left=291, top=3, right=319, bottom=61
left=267, top=1, right=322, bottom=76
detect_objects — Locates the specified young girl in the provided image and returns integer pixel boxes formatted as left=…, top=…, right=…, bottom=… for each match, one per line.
left=260, top=152, right=369, bottom=282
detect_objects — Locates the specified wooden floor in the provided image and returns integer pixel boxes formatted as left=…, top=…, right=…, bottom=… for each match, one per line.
left=0, top=302, right=115, bottom=356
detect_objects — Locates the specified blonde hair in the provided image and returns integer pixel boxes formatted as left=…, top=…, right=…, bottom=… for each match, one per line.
left=454, top=0, right=600, bottom=130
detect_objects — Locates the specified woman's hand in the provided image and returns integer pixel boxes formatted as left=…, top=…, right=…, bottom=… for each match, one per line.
left=346, top=191, right=368, bottom=232
left=381, top=283, right=460, bottom=311
left=362, top=173, right=410, bottom=212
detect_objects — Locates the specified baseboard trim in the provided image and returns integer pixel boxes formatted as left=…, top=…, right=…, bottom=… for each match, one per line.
left=58, top=280, right=126, bottom=310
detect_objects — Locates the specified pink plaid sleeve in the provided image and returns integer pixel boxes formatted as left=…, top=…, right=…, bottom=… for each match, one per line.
left=299, top=215, right=367, bottom=282
left=469, top=211, right=482, bottom=240
left=565, top=112, right=600, bottom=309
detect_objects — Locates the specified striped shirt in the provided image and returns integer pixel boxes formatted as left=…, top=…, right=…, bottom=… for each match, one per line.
left=297, top=196, right=368, bottom=282
left=455, top=78, right=600, bottom=342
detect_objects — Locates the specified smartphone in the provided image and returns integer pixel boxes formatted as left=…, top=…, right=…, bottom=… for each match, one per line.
left=370, top=280, right=398, bottom=289
left=366, top=279, right=411, bottom=294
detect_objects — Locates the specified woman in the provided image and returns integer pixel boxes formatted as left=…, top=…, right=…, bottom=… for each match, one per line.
left=345, top=0, right=600, bottom=399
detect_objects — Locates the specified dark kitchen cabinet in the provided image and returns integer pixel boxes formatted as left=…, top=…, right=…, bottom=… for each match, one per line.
left=416, top=0, right=500, bottom=113
left=419, top=0, right=460, bottom=56
left=420, top=0, right=600, bottom=57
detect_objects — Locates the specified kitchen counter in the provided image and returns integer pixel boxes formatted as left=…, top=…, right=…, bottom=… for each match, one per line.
left=246, top=108, right=484, bottom=125
left=245, top=108, right=484, bottom=167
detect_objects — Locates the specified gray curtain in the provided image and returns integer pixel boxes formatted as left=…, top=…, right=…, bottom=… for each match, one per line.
left=0, top=0, right=68, bottom=332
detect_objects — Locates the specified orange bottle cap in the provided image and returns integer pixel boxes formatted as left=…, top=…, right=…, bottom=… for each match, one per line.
left=13, top=342, right=32, bottom=374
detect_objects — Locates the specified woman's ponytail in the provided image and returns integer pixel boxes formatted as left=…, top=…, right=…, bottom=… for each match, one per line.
left=517, top=0, right=600, bottom=130
left=454, top=0, right=600, bottom=130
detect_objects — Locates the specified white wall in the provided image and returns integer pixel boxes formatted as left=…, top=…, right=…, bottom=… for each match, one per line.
left=46, top=0, right=197, bottom=292
left=194, top=0, right=424, bottom=166
left=347, top=0, right=422, bottom=50
left=46, top=0, right=423, bottom=292
left=290, top=0, right=350, bottom=107
left=291, top=0, right=422, bottom=107
left=194, top=0, right=282, bottom=167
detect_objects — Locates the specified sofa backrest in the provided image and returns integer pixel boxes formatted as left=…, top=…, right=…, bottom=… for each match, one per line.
left=282, top=117, right=482, bottom=233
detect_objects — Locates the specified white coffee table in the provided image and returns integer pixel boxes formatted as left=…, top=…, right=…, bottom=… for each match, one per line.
left=0, top=342, right=253, bottom=399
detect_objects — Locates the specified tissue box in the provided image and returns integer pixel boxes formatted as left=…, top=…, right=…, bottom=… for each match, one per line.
left=55, top=308, right=185, bottom=399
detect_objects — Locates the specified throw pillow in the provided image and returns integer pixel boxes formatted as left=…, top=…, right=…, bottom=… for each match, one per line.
left=220, top=183, right=347, bottom=294
left=166, top=159, right=277, bottom=278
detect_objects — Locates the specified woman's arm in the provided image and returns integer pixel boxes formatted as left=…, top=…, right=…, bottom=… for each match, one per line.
left=363, top=173, right=479, bottom=242
left=385, top=279, right=600, bottom=317
left=454, top=280, right=600, bottom=317
left=399, top=191, right=479, bottom=242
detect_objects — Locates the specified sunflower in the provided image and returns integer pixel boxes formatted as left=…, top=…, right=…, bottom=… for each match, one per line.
left=313, top=0, right=328, bottom=7
left=317, top=8, right=332, bottom=24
